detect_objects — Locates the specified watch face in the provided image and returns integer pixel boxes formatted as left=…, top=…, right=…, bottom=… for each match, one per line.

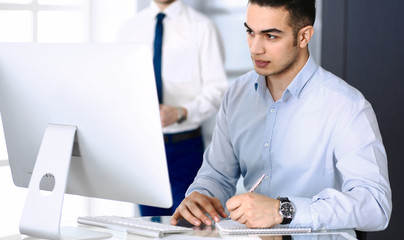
left=280, top=202, right=295, bottom=217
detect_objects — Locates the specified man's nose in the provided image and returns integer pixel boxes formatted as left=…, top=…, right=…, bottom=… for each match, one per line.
left=249, top=36, right=265, bottom=55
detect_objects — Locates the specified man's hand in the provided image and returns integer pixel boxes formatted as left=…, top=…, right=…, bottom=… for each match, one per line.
left=226, top=193, right=283, bottom=228
left=170, top=191, right=228, bottom=226
left=159, top=104, right=179, bottom=127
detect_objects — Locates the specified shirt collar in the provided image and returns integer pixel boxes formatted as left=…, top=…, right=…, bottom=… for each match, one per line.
left=254, top=74, right=268, bottom=98
left=254, top=55, right=319, bottom=100
left=286, top=54, right=318, bottom=98
left=149, top=0, right=184, bottom=20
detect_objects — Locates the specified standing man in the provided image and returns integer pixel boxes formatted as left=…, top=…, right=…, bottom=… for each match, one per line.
left=118, top=0, right=228, bottom=216
left=171, top=0, right=392, bottom=232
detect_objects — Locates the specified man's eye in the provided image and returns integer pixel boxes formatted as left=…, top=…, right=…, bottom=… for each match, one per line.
left=267, top=34, right=277, bottom=40
left=246, top=29, right=254, bottom=36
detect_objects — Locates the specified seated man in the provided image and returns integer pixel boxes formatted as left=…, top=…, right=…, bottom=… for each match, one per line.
left=170, top=0, right=392, bottom=231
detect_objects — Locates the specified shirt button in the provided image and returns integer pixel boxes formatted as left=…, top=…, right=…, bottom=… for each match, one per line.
left=264, top=142, right=269, bottom=148
left=270, top=108, right=275, bottom=112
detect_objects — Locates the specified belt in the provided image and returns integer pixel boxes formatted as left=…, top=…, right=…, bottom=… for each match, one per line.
left=164, top=127, right=202, bottom=144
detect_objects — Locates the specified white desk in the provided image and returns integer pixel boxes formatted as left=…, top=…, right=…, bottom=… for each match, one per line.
left=0, top=216, right=358, bottom=240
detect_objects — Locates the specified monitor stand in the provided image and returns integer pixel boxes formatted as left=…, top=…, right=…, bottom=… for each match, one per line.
left=19, top=124, right=112, bottom=240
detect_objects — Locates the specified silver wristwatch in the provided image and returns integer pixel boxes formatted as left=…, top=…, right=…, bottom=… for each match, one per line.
left=278, top=197, right=295, bottom=224
left=176, top=107, right=186, bottom=124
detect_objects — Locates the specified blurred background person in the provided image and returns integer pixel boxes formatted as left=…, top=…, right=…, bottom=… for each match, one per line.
left=117, top=0, right=228, bottom=216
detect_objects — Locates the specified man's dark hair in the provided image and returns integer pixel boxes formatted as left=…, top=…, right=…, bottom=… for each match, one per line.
left=248, top=0, right=316, bottom=35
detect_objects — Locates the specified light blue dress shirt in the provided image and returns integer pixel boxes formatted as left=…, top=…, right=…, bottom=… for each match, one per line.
left=186, top=56, right=392, bottom=231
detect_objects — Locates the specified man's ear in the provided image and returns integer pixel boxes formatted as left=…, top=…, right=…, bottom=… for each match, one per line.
left=298, top=26, right=314, bottom=48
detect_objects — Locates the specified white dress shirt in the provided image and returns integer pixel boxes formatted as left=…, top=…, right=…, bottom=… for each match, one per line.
left=187, top=56, right=392, bottom=231
left=118, top=1, right=228, bottom=133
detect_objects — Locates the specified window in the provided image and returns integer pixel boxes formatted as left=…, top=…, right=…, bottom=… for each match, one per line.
left=0, top=0, right=90, bottom=42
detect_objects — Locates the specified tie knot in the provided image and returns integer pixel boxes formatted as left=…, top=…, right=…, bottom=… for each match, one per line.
left=156, top=13, right=166, bottom=21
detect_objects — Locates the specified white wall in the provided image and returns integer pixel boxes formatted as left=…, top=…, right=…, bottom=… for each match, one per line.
left=91, top=0, right=136, bottom=42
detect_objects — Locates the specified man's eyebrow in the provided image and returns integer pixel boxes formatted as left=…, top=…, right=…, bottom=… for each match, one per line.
left=244, top=22, right=283, bottom=34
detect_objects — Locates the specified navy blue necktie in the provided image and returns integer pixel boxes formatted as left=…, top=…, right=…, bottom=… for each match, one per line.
left=153, top=13, right=165, bottom=104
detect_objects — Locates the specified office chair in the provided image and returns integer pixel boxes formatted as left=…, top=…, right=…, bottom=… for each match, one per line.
left=355, top=230, right=367, bottom=240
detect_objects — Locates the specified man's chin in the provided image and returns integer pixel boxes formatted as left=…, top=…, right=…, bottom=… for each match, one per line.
left=253, top=67, right=271, bottom=77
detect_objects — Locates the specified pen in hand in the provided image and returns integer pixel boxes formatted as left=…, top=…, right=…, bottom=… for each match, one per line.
left=224, top=174, right=266, bottom=222
left=248, top=173, right=266, bottom=193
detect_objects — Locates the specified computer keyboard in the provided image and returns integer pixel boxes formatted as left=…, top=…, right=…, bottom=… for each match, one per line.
left=77, top=215, right=193, bottom=238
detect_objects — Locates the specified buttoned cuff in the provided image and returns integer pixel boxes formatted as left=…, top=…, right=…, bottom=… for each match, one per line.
left=288, top=196, right=313, bottom=228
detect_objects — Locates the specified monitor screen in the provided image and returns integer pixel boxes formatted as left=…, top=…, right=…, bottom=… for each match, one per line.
left=0, top=43, right=172, bottom=239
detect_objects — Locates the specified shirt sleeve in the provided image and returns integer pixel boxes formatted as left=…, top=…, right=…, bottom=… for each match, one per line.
left=186, top=88, right=240, bottom=207
left=182, top=20, right=228, bottom=125
left=290, top=99, right=392, bottom=231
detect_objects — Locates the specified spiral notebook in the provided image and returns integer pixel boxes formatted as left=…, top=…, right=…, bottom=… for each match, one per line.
left=215, top=219, right=311, bottom=235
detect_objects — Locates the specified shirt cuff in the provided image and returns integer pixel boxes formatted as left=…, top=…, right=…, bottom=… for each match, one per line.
left=186, top=177, right=229, bottom=207
left=289, top=196, right=313, bottom=228
left=182, top=101, right=199, bottom=124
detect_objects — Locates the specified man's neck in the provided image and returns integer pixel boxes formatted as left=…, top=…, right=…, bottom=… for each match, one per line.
left=266, top=52, right=309, bottom=101
left=154, top=0, right=176, bottom=11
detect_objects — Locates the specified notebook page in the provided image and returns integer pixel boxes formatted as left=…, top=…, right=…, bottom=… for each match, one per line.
left=215, top=219, right=311, bottom=235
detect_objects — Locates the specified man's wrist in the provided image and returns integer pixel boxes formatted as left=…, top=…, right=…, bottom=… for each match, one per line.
left=176, top=107, right=187, bottom=123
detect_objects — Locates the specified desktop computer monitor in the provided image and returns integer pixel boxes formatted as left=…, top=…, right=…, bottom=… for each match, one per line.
left=0, top=43, right=172, bottom=239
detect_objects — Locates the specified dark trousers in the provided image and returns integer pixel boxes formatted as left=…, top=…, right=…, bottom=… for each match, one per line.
left=139, top=132, right=204, bottom=216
